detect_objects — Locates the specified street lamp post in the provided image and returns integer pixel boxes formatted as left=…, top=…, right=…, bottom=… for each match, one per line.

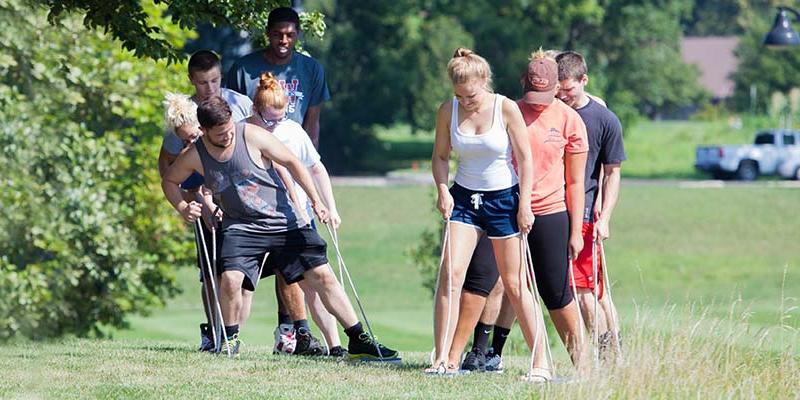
left=764, top=6, right=800, bottom=48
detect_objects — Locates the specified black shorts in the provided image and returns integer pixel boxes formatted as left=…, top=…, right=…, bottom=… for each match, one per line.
left=220, top=227, right=329, bottom=291
left=527, top=211, right=573, bottom=310
left=462, top=234, right=500, bottom=297
left=461, top=211, right=573, bottom=309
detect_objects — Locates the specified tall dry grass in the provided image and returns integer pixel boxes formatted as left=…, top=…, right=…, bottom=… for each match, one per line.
left=533, top=300, right=799, bottom=399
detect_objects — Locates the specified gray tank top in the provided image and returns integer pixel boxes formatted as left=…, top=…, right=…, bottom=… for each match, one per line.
left=196, top=122, right=302, bottom=233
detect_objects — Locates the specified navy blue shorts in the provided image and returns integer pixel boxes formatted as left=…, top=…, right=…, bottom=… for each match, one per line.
left=449, top=183, right=519, bottom=238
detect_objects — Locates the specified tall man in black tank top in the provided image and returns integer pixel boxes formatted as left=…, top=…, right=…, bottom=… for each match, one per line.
left=162, top=96, right=399, bottom=361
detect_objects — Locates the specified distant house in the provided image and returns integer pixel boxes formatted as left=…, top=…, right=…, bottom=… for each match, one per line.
left=681, top=36, right=740, bottom=103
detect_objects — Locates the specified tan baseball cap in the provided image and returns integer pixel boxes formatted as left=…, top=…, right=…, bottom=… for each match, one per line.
left=522, top=58, right=558, bottom=105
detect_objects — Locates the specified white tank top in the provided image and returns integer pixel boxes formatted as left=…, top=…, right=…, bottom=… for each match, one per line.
left=451, top=94, right=518, bottom=191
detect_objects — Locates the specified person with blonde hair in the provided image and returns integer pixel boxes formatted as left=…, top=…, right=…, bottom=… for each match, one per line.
left=246, top=72, right=346, bottom=357
left=456, top=49, right=589, bottom=380
left=427, top=47, right=548, bottom=378
left=162, top=95, right=400, bottom=360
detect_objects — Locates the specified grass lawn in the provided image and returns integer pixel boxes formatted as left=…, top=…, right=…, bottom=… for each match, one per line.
left=361, top=119, right=775, bottom=179
left=1, top=184, right=798, bottom=398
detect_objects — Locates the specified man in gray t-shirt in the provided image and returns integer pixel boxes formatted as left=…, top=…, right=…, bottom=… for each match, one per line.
left=225, top=7, right=330, bottom=148
left=159, top=51, right=252, bottom=169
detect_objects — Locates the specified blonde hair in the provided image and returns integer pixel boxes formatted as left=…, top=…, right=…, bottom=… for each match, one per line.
left=447, top=47, right=493, bottom=91
left=543, top=49, right=561, bottom=60
left=163, top=92, right=198, bottom=133
left=529, top=47, right=556, bottom=63
left=253, top=72, right=288, bottom=112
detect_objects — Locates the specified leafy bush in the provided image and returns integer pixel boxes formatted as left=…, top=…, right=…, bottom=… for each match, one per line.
left=0, top=1, right=195, bottom=339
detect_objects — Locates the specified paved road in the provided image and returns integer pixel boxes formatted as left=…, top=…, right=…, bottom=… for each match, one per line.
left=332, top=172, right=800, bottom=188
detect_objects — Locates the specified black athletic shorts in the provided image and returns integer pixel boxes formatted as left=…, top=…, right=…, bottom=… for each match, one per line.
left=527, top=211, right=573, bottom=309
left=462, top=234, right=500, bottom=297
left=220, top=227, right=329, bottom=291
left=461, top=211, right=574, bottom=309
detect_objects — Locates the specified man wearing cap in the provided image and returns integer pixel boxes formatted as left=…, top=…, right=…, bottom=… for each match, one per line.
left=453, top=49, right=589, bottom=374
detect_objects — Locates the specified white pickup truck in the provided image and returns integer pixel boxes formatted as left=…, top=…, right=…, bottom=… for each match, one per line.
left=695, top=130, right=800, bottom=180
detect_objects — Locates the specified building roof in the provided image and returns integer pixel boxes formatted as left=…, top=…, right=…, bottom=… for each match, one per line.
left=681, top=36, right=739, bottom=99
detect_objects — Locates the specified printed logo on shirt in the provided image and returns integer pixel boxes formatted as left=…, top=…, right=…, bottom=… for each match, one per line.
left=280, top=79, right=305, bottom=115
left=544, top=127, right=563, bottom=144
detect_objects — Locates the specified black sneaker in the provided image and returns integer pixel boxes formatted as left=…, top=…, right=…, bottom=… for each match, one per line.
left=348, top=332, right=400, bottom=362
left=294, top=328, right=325, bottom=356
left=328, top=345, right=349, bottom=358
left=460, top=349, right=486, bottom=372
left=198, top=323, right=215, bottom=352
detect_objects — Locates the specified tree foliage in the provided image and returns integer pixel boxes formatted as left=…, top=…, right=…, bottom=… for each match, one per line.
left=35, top=0, right=326, bottom=62
left=0, top=0, right=195, bottom=339
left=309, top=0, right=473, bottom=170
left=730, top=0, right=800, bottom=114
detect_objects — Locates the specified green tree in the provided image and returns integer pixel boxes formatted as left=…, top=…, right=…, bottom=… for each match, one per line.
left=730, top=0, right=800, bottom=114
left=0, top=0, right=194, bottom=339
left=574, top=0, right=708, bottom=124
left=308, top=0, right=473, bottom=171
left=682, top=0, right=744, bottom=36
left=35, top=0, right=326, bottom=61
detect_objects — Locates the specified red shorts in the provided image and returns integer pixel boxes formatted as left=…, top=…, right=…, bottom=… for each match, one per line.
left=571, top=222, right=604, bottom=299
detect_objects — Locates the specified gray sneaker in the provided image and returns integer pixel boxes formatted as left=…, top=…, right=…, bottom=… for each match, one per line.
left=484, top=348, right=504, bottom=373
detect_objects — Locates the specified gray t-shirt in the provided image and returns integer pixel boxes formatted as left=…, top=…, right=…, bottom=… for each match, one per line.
left=161, top=88, right=253, bottom=155
left=575, top=98, right=627, bottom=222
left=195, top=123, right=302, bottom=233
left=225, top=50, right=330, bottom=125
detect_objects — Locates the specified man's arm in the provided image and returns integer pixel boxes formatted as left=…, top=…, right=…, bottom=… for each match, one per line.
left=246, top=124, right=329, bottom=223
left=565, top=151, right=588, bottom=259
left=595, top=163, right=621, bottom=242
left=161, top=147, right=204, bottom=223
left=303, top=105, right=322, bottom=148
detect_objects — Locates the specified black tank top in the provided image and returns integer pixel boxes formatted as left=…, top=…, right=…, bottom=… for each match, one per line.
left=196, top=122, right=302, bottom=233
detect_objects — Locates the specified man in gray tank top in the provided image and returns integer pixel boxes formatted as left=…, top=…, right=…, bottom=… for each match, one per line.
left=162, top=96, right=399, bottom=361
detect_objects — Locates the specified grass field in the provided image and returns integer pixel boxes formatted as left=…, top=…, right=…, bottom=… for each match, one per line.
left=362, top=119, right=776, bottom=179
left=2, top=184, right=798, bottom=398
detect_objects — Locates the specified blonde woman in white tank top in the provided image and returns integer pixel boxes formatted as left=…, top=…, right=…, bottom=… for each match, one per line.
left=428, top=48, right=549, bottom=377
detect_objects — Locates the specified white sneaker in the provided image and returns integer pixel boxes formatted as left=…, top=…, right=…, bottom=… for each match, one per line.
left=272, top=323, right=296, bottom=355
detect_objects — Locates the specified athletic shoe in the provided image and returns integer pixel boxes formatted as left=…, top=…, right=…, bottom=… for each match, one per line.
left=218, top=333, right=241, bottom=357
left=484, top=348, right=504, bottom=373
left=294, top=328, right=325, bottom=356
left=460, top=349, right=486, bottom=372
left=198, top=323, right=215, bottom=352
left=328, top=346, right=349, bottom=358
left=348, top=332, right=400, bottom=362
left=273, top=323, right=296, bottom=355
left=521, top=367, right=552, bottom=383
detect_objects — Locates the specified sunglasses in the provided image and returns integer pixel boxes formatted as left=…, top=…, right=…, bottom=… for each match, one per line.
left=259, top=111, right=287, bottom=128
